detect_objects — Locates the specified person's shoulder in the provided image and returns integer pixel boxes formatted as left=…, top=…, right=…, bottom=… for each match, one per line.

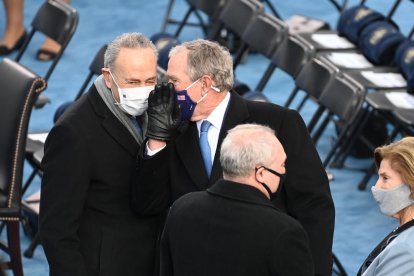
left=264, top=207, right=305, bottom=231
left=54, top=92, right=94, bottom=127
left=170, top=191, right=209, bottom=211
left=390, top=227, right=414, bottom=251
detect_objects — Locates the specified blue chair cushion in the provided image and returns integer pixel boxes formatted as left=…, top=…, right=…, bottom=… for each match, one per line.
left=358, top=21, right=405, bottom=65
left=54, top=101, right=74, bottom=124
left=150, top=32, right=180, bottom=71
left=337, top=5, right=385, bottom=44
left=395, top=40, right=414, bottom=94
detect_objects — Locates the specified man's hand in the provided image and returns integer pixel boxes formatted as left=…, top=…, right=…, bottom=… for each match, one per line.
left=146, top=82, right=181, bottom=141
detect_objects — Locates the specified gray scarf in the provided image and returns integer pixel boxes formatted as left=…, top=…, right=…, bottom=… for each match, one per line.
left=94, top=75, right=147, bottom=145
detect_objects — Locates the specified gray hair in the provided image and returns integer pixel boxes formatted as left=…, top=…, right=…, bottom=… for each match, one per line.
left=220, top=124, right=276, bottom=178
left=169, top=39, right=234, bottom=91
left=104, top=32, right=158, bottom=71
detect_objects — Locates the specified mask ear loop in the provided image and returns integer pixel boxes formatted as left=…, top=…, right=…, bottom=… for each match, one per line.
left=108, top=70, right=122, bottom=104
left=211, top=86, right=220, bottom=92
left=196, top=93, right=208, bottom=104
left=184, top=78, right=200, bottom=90
left=255, top=166, right=273, bottom=197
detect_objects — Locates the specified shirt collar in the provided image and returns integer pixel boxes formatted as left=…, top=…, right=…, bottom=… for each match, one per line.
left=197, top=92, right=231, bottom=130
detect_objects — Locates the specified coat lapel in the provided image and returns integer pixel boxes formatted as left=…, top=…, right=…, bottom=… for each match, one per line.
left=176, top=122, right=209, bottom=190
left=88, top=86, right=138, bottom=157
left=210, top=92, right=250, bottom=185
left=176, top=92, right=251, bottom=190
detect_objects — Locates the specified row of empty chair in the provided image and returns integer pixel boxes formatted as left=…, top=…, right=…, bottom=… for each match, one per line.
left=157, top=0, right=414, bottom=192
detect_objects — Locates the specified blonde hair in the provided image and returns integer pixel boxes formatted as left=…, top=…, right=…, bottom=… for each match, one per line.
left=374, top=137, right=414, bottom=199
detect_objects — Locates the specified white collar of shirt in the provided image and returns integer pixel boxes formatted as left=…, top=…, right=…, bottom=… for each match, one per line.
left=196, top=92, right=231, bottom=133
left=196, top=92, right=231, bottom=163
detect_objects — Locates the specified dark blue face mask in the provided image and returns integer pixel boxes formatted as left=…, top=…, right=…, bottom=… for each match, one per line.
left=175, top=79, right=218, bottom=121
left=175, top=79, right=201, bottom=121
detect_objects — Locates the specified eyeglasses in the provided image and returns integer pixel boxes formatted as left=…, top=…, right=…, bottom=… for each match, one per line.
left=255, top=166, right=284, bottom=178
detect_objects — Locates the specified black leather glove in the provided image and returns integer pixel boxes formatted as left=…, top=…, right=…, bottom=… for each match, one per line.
left=146, top=82, right=181, bottom=141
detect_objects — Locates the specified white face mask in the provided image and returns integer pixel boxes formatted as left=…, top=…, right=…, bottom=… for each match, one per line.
left=109, top=70, right=154, bottom=116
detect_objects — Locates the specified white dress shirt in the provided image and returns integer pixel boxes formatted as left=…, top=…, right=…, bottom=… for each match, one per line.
left=196, top=92, right=231, bottom=164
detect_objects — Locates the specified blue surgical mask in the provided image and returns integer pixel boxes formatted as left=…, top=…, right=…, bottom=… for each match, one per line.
left=175, top=79, right=219, bottom=121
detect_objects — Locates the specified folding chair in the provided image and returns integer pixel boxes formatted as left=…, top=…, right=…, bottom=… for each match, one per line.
left=161, top=0, right=226, bottom=35
left=340, top=31, right=413, bottom=93
left=293, top=0, right=402, bottom=54
left=284, top=57, right=338, bottom=114
left=352, top=90, right=414, bottom=190
left=161, top=0, right=284, bottom=35
left=0, top=58, right=47, bottom=276
left=206, top=0, right=264, bottom=42
left=326, top=37, right=414, bottom=177
left=394, top=109, right=414, bottom=130
left=252, top=33, right=319, bottom=95
left=173, top=0, right=226, bottom=38
left=307, top=72, right=366, bottom=167
left=15, top=0, right=79, bottom=108
left=249, top=1, right=389, bottom=102
left=232, top=11, right=289, bottom=69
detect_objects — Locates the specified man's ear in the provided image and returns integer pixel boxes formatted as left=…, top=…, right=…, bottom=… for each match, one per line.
left=255, top=167, right=265, bottom=183
left=101, top=69, right=112, bottom=89
left=201, top=75, right=214, bottom=90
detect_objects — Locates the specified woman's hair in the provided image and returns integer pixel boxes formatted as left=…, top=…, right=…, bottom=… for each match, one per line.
left=374, top=136, right=414, bottom=198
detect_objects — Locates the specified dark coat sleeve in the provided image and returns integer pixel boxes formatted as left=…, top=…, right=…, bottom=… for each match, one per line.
left=39, top=123, right=90, bottom=276
left=159, top=207, right=174, bottom=276
left=131, top=143, right=171, bottom=215
left=275, top=108, right=335, bottom=276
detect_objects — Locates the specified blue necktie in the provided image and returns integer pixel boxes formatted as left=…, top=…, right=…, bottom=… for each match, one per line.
left=130, top=116, right=143, bottom=137
left=200, top=120, right=212, bottom=178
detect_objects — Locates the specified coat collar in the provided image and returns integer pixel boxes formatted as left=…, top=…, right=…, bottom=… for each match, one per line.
left=175, top=92, right=250, bottom=190
left=207, top=179, right=277, bottom=209
left=87, top=85, right=138, bottom=157
left=211, top=92, right=249, bottom=181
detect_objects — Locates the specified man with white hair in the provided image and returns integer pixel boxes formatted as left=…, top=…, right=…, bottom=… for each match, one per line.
left=133, top=38, right=334, bottom=275
left=160, top=124, right=314, bottom=276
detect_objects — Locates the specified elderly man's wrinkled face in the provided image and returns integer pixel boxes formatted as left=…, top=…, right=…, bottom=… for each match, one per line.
left=103, top=47, right=157, bottom=103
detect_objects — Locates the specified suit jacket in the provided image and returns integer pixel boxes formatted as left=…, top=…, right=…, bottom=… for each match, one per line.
left=362, top=225, right=414, bottom=276
left=133, top=92, right=335, bottom=275
left=39, top=85, right=163, bottom=276
left=160, top=179, right=314, bottom=276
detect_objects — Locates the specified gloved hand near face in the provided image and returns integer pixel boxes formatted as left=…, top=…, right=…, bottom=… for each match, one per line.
left=146, top=82, right=181, bottom=141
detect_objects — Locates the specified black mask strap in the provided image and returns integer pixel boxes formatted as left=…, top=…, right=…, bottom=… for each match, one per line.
left=255, top=166, right=286, bottom=199
left=255, top=167, right=274, bottom=198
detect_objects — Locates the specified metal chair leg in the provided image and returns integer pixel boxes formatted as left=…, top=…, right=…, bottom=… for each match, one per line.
left=24, top=232, right=41, bottom=258
left=332, top=253, right=348, bottom=276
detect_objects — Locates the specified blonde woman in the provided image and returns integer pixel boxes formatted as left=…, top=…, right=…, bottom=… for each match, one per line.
left=358, top=137, right=414, bottom=276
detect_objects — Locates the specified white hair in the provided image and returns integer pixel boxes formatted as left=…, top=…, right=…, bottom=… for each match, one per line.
left=220, top=124, right=277, bottom=178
